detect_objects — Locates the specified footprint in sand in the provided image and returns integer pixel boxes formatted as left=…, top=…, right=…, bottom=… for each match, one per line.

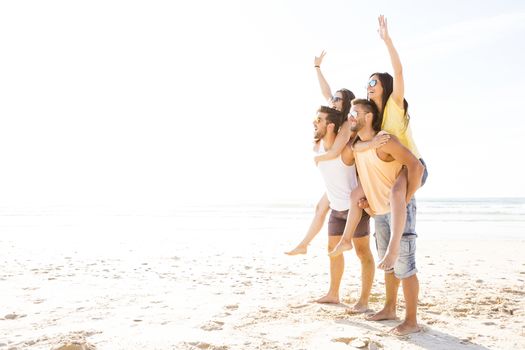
left=4, top=313, right=27, bottom=320
left=224, top=304, right=238, bottom=311
left=502, top=288, right=525, bottom=296
left=200, top=320, right=225, bottom=331
left=332, top=337, right=356, bottom=345
left=181, top=342, right=229, bottom=350
left=332, top=337, right=381, bottom=349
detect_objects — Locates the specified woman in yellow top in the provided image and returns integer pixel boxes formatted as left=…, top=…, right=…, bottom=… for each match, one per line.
left=325, top=16, right=428, bottom=271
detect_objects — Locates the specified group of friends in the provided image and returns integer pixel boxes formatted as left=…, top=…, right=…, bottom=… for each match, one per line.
left=285, top=16, right=428, bottom=336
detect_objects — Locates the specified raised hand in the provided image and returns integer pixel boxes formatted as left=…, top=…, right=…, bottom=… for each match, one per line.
left=314, top=50, right=326, bottom=67
left=377, top=15, right=390, bottom=41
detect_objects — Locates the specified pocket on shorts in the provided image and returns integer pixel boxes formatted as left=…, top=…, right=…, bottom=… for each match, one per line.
left=400, top=236, right=416, bottom=257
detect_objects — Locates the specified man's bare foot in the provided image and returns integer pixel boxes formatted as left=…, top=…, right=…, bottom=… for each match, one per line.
left=389, top=321, right=421, bottom=336
left=328, top=241, right=353, bottom=257
left=365, top=308, right=397, bottom=321
left=285, top=245, right=307, bottom=255
left=314, top=294, right=340, bottom=304
left=346, top=302, right=370, bottom=315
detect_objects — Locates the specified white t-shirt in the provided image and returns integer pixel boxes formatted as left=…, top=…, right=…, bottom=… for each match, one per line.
left=316, top=142, right=358, bottom=211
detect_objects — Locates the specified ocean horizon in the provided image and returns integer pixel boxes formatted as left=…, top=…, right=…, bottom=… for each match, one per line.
left=1, top=197, right=523, bottom=241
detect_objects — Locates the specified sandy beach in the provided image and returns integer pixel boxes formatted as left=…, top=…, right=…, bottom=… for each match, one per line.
left=1, top=209, right=524, bottom=350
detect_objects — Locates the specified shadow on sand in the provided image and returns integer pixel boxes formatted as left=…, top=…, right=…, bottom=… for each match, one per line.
left=335, top=319, right=492, bottom=350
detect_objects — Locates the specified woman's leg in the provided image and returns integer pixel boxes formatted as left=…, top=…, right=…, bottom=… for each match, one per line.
left=285, top=193, right=330, bottom=255
left=377, top=167, right=411, bottom=270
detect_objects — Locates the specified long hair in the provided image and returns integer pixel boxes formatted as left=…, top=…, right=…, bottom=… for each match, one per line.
left=370, top=72, right=409, bottom=129
left=336, top=88, right=355, bottom=118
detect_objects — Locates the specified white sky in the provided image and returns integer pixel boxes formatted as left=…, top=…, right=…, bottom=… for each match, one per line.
left=0, top=0, right=524, bottom=207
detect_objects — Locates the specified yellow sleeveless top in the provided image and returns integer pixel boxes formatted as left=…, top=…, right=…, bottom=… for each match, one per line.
left=381, top=97, right=421, bottom=158
left=355, top=136, right=403, bottom=215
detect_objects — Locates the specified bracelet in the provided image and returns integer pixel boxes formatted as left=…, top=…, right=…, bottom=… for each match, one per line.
left=314, top=65, right=320, bottom=68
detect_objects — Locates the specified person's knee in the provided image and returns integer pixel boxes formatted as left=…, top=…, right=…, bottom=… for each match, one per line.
left=355, top=243, right=373, bottom=261
left=327, top=237, right=341, bottom=251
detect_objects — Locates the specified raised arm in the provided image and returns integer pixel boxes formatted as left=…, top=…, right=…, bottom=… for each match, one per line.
left=380, top=137, right=424, bottom=203
left=314, top=50, right=333, bottom=102
left=378, top=15, right=404, bottom=108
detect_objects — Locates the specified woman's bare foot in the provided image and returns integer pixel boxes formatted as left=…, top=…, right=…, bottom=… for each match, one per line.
left=314, top=293, right=340, bottom=304
left=285, top=245, right=307, bottom=255
left=328, top=240, right=353, bottom=257
left=365, top=307, right=397, bottom=321
left=389, top=321, right=421, bottom=336
left=346, top=302, right=370, bottom=315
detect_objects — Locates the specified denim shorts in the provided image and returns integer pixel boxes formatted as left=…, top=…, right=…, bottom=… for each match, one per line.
left=374, top=197, right=417, bottom=279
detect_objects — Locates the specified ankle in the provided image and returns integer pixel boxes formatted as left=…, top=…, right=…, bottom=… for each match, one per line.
left=382, top=304, right=397, bottom=313
left=402, top=317, right=418, bottom=326
left=356, top=299, right=368, bottom=306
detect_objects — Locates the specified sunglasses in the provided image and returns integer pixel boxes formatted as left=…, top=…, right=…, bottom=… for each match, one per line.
left=331, top=96, right=343, bottom=103
left=368, top=79, right=378, bottom=87
left=349, top=110, right=367, bottom=118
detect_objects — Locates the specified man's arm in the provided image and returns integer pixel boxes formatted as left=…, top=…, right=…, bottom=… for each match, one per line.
left=380, top=136, right=424, bottom=203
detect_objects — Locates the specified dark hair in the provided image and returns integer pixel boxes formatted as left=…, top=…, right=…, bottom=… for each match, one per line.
left=318, top=106, right=345, bottom=134
left=336, top=88, right=355, bottom=118
left=351, top=99, right=381, bottom=132
left=369, top=72, right=409, bottom=129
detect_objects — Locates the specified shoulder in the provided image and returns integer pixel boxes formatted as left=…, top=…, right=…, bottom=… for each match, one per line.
left=384, top=96, right=405, bottom=116
left=378, top=133, right=401, bottom=151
